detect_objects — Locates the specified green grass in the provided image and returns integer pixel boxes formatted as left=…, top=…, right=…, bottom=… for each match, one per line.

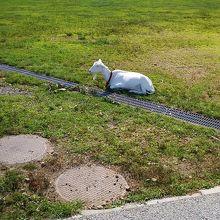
left=0, top=71, right=220, bottom=218
left=0, top=0, right=220, bottom=218
left=0, top=169, right=82, bottom=219
left=0, top=0, right=220, bottom=118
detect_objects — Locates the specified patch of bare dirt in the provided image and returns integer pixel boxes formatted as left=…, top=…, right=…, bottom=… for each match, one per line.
left=0, top=86, right=31, bottom=95
left=161, top=153, right=220, bottom=179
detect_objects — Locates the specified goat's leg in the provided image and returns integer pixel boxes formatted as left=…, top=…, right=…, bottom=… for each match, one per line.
left=140, top=82, right=147, bottom=94
left=140, top=78, right=154, bottom=94
left=128, top=83, right=146, bottom=94
left=110, top=83, right=123, bottom=89
left=129, top=89, right=145, bottom=94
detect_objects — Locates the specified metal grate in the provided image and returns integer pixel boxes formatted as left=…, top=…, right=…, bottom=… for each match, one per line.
left=1, top=64, right=219, bottom=130
left=108, top=94, right=220, bottom=130
left=0, top=64, right=77, bottom=87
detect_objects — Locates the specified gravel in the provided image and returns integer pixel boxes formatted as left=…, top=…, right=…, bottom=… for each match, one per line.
left=0, top=86, right=30, bottom=95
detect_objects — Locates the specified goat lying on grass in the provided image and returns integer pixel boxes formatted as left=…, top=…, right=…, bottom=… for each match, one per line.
left=89, top=59, right=155, bottom=95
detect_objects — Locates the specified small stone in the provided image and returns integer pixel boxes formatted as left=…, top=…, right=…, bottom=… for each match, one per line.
left=40, top=161, right=46, bottom=167
left=96, top=205, right=103, bottom=209
left=24, top=177, right=30, bottom=183
left=52, top=152, right=58, bottom=156
left=151, top=178, right=157, bottom=182
left=0, top=165, right=7, bottom=171
left=58, top=88, right=66, bottom=91
left=207, top=148, right=213, bottom=153
left=125, top=185, right=130, bottom=189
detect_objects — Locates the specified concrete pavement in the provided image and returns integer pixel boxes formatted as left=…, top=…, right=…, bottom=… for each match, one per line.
left=67, top=186, right=220, bottom=220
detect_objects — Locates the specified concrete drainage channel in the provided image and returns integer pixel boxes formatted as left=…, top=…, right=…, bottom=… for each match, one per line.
left=1, top=64, right=220, bottom=130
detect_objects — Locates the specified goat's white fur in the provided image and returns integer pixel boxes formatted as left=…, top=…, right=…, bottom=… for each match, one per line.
left=89, top=59, right=155, bottom=95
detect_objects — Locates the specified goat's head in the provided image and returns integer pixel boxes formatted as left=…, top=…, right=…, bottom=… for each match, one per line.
left=89, top=59, right=104, bottom=75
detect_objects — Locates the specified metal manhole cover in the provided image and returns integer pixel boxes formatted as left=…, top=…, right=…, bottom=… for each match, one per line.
left=0, top=135, right=51, bottom=164
left=55, top=165, right=129, bottom=207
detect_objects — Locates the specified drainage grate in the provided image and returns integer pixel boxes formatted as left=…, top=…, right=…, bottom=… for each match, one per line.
left=107, top=94, right=220, bottom=130
left=1, top=64, right=219, bottom=130
left=0, top=135, right=51, bottom=164
left=0, top=64, right=77, bottom=87
left=55, top=165, right=129, bottom=207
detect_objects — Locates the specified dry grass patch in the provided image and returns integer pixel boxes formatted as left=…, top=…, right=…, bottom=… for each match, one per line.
left=149, top=48, right=219, bottom=84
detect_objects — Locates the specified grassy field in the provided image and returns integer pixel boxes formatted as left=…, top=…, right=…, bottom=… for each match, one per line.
left=0, top=0, right=220, bottom=118
left=0, top=71, right=220, bottom=218
left=0, top=0, right=220, bottom=219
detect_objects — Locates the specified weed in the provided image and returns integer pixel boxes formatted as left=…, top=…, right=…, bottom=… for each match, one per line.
left=0, top=170, right=82, bottom=219
left=65, top=32, right=73, bottom=37
left=23, top=163, right=38, bottom=171
left=0, top=170, right=24, bottom=193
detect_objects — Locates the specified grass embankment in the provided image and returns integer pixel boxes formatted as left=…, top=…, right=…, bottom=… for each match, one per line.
left=0, top=0, right=220, bottom=117
left=0, top=0, right=220, bottom=218
left=0, top=71, right=219, bottom=218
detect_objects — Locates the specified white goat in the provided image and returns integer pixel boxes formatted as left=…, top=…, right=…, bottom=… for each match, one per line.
left=89, top=59, right=155, bottom=95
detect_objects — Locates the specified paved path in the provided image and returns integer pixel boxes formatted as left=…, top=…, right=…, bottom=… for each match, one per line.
left=68, top=188, right=220, bottom=220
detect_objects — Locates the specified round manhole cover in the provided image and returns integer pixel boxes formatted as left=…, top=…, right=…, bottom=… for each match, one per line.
left=0, top=135, right=51, bottom=164
left=55, top=165, right=129, bottom=207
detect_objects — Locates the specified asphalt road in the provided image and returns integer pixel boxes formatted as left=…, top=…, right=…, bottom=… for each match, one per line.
left=69, top=191, right=220, bottom=220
